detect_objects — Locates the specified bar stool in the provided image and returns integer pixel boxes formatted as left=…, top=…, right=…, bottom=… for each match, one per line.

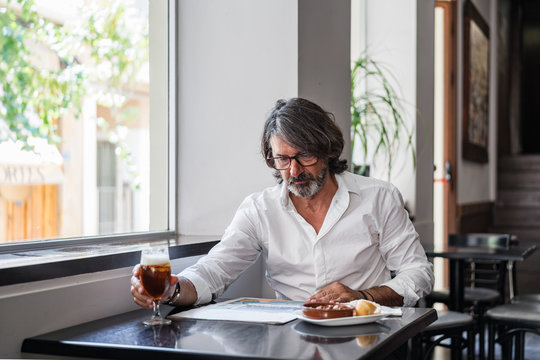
left=511, top=294, right=540, bottom=304
left=426, top=234, right=511, bottom=306
left=426, top=233, right=511, bottom=360
left=485, top=302, right=540, bottom=360
left=412, top=310, right=475, bottom=360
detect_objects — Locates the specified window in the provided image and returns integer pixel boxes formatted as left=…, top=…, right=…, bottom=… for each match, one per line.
left=0, top=0, right=173, bottom=249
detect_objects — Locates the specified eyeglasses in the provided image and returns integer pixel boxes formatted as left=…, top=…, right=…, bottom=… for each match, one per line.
left=267, top=153, right=318, bottom=170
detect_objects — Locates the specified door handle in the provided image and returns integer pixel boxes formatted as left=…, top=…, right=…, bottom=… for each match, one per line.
left=445, top=161, right=453, bottom=189
left=433, top=161, right=453, bottom=189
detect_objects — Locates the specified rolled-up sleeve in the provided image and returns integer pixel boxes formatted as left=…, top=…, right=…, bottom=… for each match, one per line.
left=179, top=197, right=263, bottom=305
left=378, top=187, right=434, bottom=306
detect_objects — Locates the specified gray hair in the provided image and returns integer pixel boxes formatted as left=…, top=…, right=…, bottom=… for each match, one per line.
left=261, top=98, right=348, bottom=175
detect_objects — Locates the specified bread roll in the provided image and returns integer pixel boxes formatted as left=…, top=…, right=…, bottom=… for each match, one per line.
left=354, top=299, right=378, bottom=316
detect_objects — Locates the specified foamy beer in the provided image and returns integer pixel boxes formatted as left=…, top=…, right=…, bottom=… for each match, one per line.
left=140, top=246, right=172, bottom=326
left=140, top=253, right=171, bottom=300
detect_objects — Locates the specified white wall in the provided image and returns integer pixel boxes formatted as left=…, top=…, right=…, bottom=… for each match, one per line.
left=361, top=0, right=418, bottom=213
left=355, top=0, right=434, bottom=245
left=457, top=0, right=498, bottom=204
left=177, top=0, right=351, bottom=237
left=176, top=0, right=297, bottom=236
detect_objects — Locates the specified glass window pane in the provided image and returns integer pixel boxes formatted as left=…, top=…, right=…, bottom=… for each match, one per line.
left=0, top=0, right=168, bottom=244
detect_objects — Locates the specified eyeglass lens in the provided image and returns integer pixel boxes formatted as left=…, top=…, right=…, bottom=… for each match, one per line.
left=272, top=154, right=317, bottom=170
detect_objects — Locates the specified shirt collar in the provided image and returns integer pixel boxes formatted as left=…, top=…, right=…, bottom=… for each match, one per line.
left=279, top=179, right=291, bottom=209
left=338, top=171, right=362, bottom=195
left=332, top=173, right=354, bottom=215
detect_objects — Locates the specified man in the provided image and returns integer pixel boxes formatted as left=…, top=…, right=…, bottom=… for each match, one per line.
left=131, top=97, right=433, bottom=309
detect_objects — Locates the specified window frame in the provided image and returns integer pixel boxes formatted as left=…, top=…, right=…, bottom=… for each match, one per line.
left=0, top=0, right=202, bottom=283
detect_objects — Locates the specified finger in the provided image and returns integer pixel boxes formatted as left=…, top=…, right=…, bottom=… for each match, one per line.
left=134, top=290, right=153, bottom=306
left=320, top=288, right=347, bottom=302
left=131, top=283, right=148, bottom=300
left=131, top=287, right=153, bottom=307
left=323, top=294, right=340, bottom=303
left=306, top=293, right=324, bottom=303
left=133, top=296, right=153, bottom=309
left=309, top=293, right=331, bottom=303
left=131, top=275, right=149, bottom=298
left=307, top=285, right=336, bottom=302
left=138, top=284, right=148, bottom=296
left=132, top=264, right=141, bottom=277
left=130, top=276, right=145, bottom=295
left=170, top=275, right=179, bottom=286
left=329, top=295, right=347, bottom=303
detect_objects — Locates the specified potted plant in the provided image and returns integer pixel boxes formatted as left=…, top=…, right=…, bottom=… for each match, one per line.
left=350, top=54, right=416, bottom=180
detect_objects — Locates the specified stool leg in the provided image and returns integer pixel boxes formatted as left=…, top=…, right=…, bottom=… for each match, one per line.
left=507, top=261, right=516, bottom=300
left=468, top=327, right=475, bottom=360
left=487, top=321, right=495, bottom=360
left=478, top=317, right=485, bottom=360
left=410, top=334, right=422, bottom=359
left=451, top=334, right=461, bottom=360
left=501, top=325, right=512, bottom=360
left=515, top=331, right=525, bottom=360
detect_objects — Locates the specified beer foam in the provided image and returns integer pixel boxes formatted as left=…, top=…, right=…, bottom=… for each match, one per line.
left=140, top=252, right=170, bottom=265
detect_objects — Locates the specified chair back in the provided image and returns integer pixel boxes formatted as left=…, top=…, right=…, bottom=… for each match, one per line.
left=466, top=258, right=507, bottom=294
left=449, top=233, right=510, bottom=250
left=449, top=233, right=511, bottom=297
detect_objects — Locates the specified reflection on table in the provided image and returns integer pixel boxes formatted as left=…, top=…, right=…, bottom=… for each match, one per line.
left=293, top=321, right=390, bottom=347
left=22, top=305, right=436, bottom=360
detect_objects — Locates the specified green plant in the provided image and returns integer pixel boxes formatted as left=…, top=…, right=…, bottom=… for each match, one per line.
left=350, top=54, right=416, bottom=180
left=0, top=0, right=147, bottom=188
left=0, top=0, right=84, bottom=148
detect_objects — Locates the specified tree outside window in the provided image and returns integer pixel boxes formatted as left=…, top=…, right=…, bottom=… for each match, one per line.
left=0, top=0, right=150, bottom=243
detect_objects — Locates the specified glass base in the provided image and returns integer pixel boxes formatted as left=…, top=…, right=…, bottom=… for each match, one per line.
left=143, top=316, right=172, bottom=326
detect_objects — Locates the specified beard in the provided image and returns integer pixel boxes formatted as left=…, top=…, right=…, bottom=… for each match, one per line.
left=287, top=166, right=328, bottom=198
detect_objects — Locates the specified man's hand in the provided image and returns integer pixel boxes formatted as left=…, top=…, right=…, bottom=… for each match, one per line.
left=306, top=281, right=361, bottom=303
left=130, top=264, right=178, bottom=309
left=306, top=283, right=404, bottom=306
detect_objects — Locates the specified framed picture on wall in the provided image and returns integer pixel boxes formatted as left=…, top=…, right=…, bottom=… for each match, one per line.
left=462, top=1, right=490, bottom=163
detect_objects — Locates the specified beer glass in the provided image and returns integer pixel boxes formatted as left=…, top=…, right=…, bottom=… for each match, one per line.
left=140, top=246, right=172, bottom=326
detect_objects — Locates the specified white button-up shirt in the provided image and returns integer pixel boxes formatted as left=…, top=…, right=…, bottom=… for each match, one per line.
left=180, top=171, right=434, bottom=306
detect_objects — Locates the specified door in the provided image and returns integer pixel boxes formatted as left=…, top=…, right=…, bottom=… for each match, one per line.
left=434, top=0, right=457, bottom=290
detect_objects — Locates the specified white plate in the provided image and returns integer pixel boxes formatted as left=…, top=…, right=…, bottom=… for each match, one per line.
left=295, top=311, right=386, bottom=327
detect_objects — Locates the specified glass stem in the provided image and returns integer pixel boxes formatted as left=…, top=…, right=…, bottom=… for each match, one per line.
left=153, top=300, right=162, bottom=319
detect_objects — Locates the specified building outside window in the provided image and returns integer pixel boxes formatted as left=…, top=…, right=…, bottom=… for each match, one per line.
left=0, top=0, right=170, bottom=246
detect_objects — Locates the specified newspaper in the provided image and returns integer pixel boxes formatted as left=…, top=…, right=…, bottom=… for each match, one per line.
left=168, top=297, right=304, bottom=324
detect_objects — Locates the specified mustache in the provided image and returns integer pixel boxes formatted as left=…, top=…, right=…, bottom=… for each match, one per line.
left=288, top=172, right=316, bottom=184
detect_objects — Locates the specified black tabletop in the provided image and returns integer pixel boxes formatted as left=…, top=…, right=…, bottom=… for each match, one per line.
left=22, top=305, right=436, bottom=360
left=425, top=244, right=536, bottom=261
